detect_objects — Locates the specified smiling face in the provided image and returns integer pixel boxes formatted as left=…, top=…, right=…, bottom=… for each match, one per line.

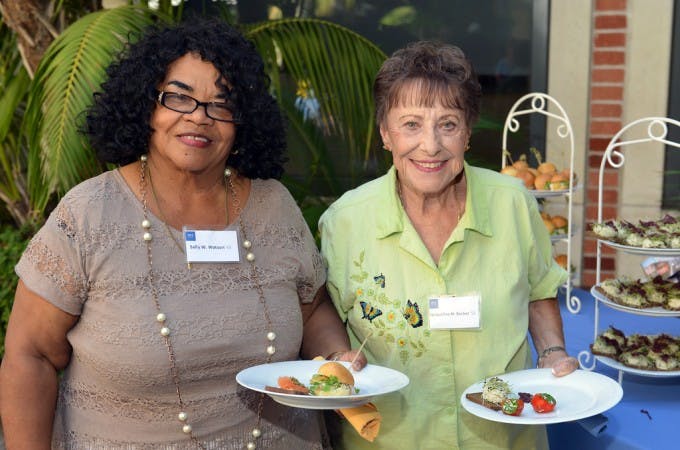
left=380, top=82, right=470, bottom=200
left=148, top=53, right=236, bottom=176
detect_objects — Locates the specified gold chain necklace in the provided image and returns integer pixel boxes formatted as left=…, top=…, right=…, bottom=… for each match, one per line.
left=139, top=155, right=274, bottom=450
left=147, top=169, right=186, bottom=254
left=147, top=169, right=191, bottom=269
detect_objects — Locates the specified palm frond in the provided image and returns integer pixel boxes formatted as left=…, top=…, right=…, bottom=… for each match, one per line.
left=244, top=18, right=387, bottom=183
left=23, top=5, right=158, bottom=212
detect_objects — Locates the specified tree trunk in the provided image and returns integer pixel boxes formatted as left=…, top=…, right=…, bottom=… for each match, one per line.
left=0, top=0, right=59, bottom=78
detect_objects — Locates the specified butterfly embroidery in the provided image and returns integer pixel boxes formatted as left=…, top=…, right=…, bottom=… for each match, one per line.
left=403, top=299, right=423, bottom=328
left=373, top=273, right=386, bottom=288
left=359, top=301, right=383, bottom=322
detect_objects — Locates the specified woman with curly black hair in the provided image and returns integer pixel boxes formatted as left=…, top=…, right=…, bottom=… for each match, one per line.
left=0, top=18, right=364, bottom=449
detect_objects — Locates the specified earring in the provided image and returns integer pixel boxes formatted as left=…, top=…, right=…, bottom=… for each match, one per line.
left=232, top=148, right=240, bottom=155
left=465, top=142, right=470, bottom=151
left=382, top=144, right=389, bottom=150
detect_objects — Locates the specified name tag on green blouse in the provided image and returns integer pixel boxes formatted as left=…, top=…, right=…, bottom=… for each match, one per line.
left=428, top=294, right=481, bottom=329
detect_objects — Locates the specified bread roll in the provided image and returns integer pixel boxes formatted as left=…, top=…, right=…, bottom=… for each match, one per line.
left=517, top=169, right=535, bottom=189
left=317, top=362, right=355, bottom=386
left=512, top=160, right=529, bottom=170
left=554, top=254, right=568, bottom=269
left=500, top=166, right=518, bottom=177
left=549, top=173, right=569, bottom=190
left=310, top=362, right=355, bottom=396
left=537, top=162, right=557, bottom=174
left=543, top=218, right=555, bottom=234
left=551, top=215, right=568, bottom=229
left=534, top=173, right=552, bottom=190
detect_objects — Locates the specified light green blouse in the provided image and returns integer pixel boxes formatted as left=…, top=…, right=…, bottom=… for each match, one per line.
left=319, top=163, right=567, bottom=450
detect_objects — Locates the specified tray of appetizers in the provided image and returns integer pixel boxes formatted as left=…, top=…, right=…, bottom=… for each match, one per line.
left=598, top=241, right=680, bottom=256
left=591, top=280, right=680, bottom=317
left=236, top=360, right=409, bottom=409
left=590, top=327, right=680, bottom=376
left=460, top=368, right=622, bottom=424
left=595, top=356, right=680, bottom=378
left=587, top=215, right=680, bottom=253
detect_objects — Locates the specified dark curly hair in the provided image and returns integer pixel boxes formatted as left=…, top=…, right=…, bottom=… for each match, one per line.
left=373, top=41, right=481, bottom=130
left=84, top=18, right=286, bottom=179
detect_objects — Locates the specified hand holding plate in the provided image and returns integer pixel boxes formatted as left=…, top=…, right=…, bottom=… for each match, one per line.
left=540, top=353, right=579, bottom=377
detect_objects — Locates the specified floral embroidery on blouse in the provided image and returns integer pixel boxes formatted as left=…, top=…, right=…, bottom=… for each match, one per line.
left=373, top=273, right=385, bottom=288
left=350, top=251, right=430, bottom=365
left=403, top=299, right=424, bottom=328
left=359, top=301, right=383, bottom=322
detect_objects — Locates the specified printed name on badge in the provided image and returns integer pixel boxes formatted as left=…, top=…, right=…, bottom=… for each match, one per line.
left=428, top=294, right=481, bottom=330
left=183, top=228, right=240, bottom=263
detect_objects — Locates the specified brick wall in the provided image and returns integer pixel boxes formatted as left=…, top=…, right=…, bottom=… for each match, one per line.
left=581, top=0, right=628, bottom=287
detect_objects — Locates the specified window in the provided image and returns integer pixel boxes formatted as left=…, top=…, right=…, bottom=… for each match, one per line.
left=226, top=0, right=548, bottom=192
left=308, top=0, right=547, bottom=174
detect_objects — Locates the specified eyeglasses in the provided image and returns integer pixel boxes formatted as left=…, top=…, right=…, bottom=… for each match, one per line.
left=157, top=91, right=240, bottom=123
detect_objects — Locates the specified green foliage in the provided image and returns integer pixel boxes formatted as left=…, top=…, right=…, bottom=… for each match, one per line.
left=0, top=18, right=31, bottom=226
left=379, top=6, right=417, bottom=27
left=244, top=18, right=388, bottom=234
left=24, top=6, right=159, bottom=211
left=0, top=224, right=35, bottom=357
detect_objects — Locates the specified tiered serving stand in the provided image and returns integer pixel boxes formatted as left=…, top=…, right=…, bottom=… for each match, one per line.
left=577, top=116, right=680, bottom=383
left=501, top=92, right=581, bottom=314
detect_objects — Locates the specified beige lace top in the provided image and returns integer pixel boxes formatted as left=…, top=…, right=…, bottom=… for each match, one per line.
left=16, top=170, right=328, bottom=449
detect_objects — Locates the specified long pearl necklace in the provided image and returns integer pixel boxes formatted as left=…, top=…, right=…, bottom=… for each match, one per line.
left=139, top=155, right=274, bottom=449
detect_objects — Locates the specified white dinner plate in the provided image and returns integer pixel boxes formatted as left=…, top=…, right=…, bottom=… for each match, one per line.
left=591, top=286, right=680, bottom=317
left=460, top=368, right=622, bottom=424
left=595, top=356, right=680, bottom=378
left=236, top=360, right=409, bottom=409
left=598, top=240, right=680, bottom=255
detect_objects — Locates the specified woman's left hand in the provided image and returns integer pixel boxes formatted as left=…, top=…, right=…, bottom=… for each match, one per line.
left=538, top=352, right=579, bottom=377
left=328, top=350, right=368, bottom=371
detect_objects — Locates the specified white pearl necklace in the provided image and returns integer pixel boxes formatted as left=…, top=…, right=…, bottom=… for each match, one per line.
left=139, top=155, right=274, bottom=449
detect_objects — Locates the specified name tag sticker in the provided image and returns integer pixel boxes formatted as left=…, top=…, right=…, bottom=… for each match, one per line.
left=183, top=228, right=240, bottom=263
left=428, top=294, right=481, bottom=330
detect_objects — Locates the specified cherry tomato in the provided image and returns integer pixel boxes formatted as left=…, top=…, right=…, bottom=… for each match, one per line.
left=501, top=398, right=524, bottom=416
left=531, top=393, right=556, bottom=413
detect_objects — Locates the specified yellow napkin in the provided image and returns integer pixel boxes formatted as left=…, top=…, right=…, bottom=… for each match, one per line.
left=338, top=402, right=382, bottom=442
